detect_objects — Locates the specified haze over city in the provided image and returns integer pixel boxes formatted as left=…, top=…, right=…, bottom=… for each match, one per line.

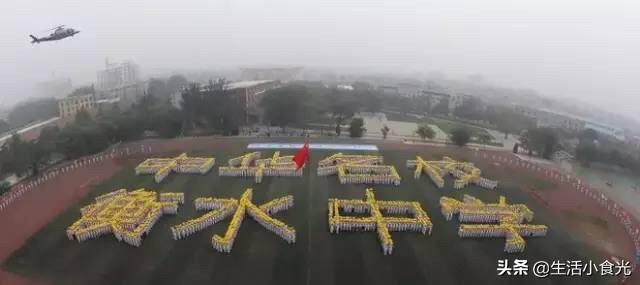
left=1, top=0, right=638, bottom=119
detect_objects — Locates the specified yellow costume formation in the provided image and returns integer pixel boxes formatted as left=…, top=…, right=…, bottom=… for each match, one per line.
left=440, top=195, right=547, bottom=253
left=66, top=189, right=184, bottom=247
left=328, top=188, right=432, bottom=255
left=318, top=153, right=401, bottom=186
left=170, top=188, right=296, bottom=253
left=135, top=153, right=215, bottom=183
left=218, top=151, right=303, bottom=183
left=407, top=156, right=498, bottom=190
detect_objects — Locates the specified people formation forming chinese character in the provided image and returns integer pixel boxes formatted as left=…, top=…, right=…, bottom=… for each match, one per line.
left=66, top=151, right=548, bottom=255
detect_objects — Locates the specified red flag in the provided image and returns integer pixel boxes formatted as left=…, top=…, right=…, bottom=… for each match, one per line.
left=293, top=139, right=309, bottom=169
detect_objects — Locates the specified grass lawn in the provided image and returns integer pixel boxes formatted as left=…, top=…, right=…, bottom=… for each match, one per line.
left=424, top=116, right=494, bottom=139
left=2, top=145, right=609, bottom=285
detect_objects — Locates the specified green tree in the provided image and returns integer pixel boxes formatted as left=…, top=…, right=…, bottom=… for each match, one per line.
left=147, top=105, right=183, bottom=138
left=450, top=127, right=471, bottom=146
left=7, top=98, right=59, bottom=128
left=0, top=119, right=10, bottom=133
left=75, top=110, right=93, bottom=125
left=148, top=78, right=170, bottom=98
left=355, top=90, right=382, bottom=113
left=260, top=85, right=311, bottom=130
left=0, top=181, right=10, bottom=195
left=476, top=133, right=493, bottom=144
left=56, top=124, right=109, bottom=159
left=166, top=74, right=188, bottom=94
left=521, top=128, right=558, bottom=158
left=349, top=118, right=366, bottom=138
left=180, top=79, right=245, bottom=135
left=578, top=128, right=599, bottom=143
left=485, top=105, right=535, bottom=136
left=381, top=125, right=390, bottom=139
left=431, top=99, right=449, bottom=115
left=327, top=89, right=356, bottom=136
left=416, top=124, right=435, bottom=141
left=2, top=135, right=32, bottom=175
left=575, top=141, right=598, bottom=167
left=453, top=98, right=483, bottom=120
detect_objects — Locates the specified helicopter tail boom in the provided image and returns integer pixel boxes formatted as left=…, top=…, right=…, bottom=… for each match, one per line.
left=29, top=35, right=39, bottom=44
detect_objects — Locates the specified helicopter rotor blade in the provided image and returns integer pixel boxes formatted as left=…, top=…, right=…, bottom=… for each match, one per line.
left=40, top=25, right=65, bottom=32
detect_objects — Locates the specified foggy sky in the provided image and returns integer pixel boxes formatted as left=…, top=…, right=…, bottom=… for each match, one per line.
left=1, top=0, right=638, bottom=119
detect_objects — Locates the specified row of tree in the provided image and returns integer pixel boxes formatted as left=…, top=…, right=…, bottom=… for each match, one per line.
left=0, top=92, right=183, bottom=178
left=3, top=98, right=59, bottom=130
left=0, top=75, right=267, bottom=179
left=453, top=99, right=536, bottom=137
left=415, top=123, right=470, bottom=146
left=575, top=129, right=640, bottom=171
left=259, top=84, right=382, bottom=137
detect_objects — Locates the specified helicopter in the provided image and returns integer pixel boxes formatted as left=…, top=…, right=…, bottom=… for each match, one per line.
left=29, top=25, right=80, bottom=44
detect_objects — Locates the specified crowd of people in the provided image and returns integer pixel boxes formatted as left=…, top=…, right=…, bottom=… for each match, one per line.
left=169, top=189, right=296, bottom=253
left=135, top=153, right=216, bottom=183
left=219, top=151, right=303, bottom=184
left=328, top=188, right=432, bottom=255
left=171, top=199, right=238, bottom=240
left=407, top=156, right=498, bottom=190
left=318, top=153, right=401, bottom=186
left=66, top=189, right=183, bottom=247
left=212, top=191, right=249, bottom=254
left=159, top=192, right=185, bottom=205
left=440, top=194, right=547, bottom=253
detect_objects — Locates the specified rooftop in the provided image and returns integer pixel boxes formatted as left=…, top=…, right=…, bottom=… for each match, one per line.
left=225, top=80, right=274, bottom=90
left=96, top=98, right=121, bottom=104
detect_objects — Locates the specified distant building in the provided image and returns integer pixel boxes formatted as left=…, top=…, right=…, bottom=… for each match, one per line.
left=180, top=80, right=280, bottom=124
left=379, top=85, right=400, bottom=95
left=449, top=93, right=474, bottom=112
left=36, top=78, right=72, bottom=99
left=336, top=84, right=354, bottom=91
left=96, top=59, right=145, bottom=105
left=58, top=89, right=96, bottom=119
left=396, top=82, right=423, bottom=97
left=224, top=80, right=280, bottom=124
left=378, top=83, right=423, bottom=98
left=421, top=90, right=450, bottom=111
left=584, top=122, right=625, bottom=141
left=240, top=67, right=302, bottom=82
left=96, top=97, right=121, bottom=114
left=515, top=106, right=625, bottom=140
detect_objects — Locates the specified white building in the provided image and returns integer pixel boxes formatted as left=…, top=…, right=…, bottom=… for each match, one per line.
left=96, top=59, right=145, bottom=105
left=515, top=106, right=625, bottom=140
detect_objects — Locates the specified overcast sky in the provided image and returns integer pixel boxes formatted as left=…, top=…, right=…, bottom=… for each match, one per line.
left=1, top=0, right=638, bottom=118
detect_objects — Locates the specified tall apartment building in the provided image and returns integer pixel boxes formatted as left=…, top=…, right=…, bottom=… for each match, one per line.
left=96, top=59, right=145, bottom=105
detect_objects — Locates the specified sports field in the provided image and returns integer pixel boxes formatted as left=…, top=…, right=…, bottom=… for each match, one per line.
left=1, top=142, right=619, bottom=285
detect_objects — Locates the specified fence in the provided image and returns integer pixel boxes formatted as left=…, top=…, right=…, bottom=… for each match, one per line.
left=0, top=139, right=638, bottom=281
left=477, top=150, right=640, bottom=280
left=0, top=143, right=154, bottom=213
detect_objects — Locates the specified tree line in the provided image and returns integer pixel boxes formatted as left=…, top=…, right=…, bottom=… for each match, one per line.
left=575, top=129, right=640, bottom=171
left=259, top=83, right=382, bottom=137
left=0, top=78, right=249, bottom=180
